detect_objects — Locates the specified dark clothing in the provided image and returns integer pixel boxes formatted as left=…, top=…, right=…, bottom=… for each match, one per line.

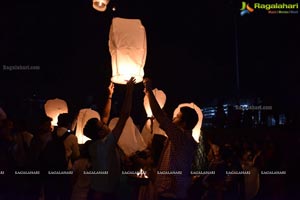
left=155, top=118, right=198, bottom=199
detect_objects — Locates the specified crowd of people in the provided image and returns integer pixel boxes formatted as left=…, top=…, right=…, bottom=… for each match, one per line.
left=0, top=78, right=297, bottom=200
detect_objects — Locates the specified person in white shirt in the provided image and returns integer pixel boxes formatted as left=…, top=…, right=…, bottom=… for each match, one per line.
left=56, top=113, right=80, bottom=170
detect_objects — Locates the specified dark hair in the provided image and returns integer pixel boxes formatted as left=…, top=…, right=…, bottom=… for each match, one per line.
left=37, top=114, right=52, bottom=126
left=35, top=114, right=52, bottom=135
left=80, top=141, right=91, bottom=159
left=180, top=106, right=198, bottom=130
left=83, top=118, right=100, bottom=140
left=57, top=113, right=73, bottom=127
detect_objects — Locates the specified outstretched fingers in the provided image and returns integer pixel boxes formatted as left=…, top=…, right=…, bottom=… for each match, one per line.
left=127, top=77, right=136, bottom=85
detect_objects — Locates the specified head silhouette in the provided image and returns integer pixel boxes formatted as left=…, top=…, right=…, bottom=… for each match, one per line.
left=173, top=106, right=198, bottom=131
left=57, top=113, right=73, bottom=129
left=83, top=118, right=110, bottom=140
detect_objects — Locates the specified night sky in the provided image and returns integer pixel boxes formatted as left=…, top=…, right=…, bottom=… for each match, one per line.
left=1, top=0, right=299, bottom=121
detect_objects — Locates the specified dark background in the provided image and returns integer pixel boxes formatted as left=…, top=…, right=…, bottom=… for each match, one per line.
left=0, top=0, right=299, bottom=125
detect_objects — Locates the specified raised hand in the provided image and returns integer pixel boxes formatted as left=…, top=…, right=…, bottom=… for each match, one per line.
left=108, top=82, right=114, bottom=98
left=143, top=77, right=152, bottom=93
left=126, top=77, right=136, bottom=89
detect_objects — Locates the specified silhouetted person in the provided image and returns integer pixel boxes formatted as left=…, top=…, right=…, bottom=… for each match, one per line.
left=85, top=78, right=135, bottom=200
left=27, top=115, right=53, bottom=200
left=151, top=134, right=167, bottom=167
left=71, top=141, right=92, bottom=200
left=227, top=105, right=241, bottom=128
left=43, top=113, right=80, bottom=200
left=214, top=103, right=226, bottom=128
left=0, top=118, right=17, bottom=200
left=56, top=113, right=80, bottom=170
left=242, top=109, right=254, bottom=128
left=144, top=78, right=199, bottom=200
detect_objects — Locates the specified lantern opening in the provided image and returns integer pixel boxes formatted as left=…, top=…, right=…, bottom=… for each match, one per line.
left=111, top=75, right=144, bottom=85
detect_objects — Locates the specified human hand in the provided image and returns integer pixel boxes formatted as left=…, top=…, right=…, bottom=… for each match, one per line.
left=126, top=77, right=136, bottom=89
left=108, top=82, right=114, bottom=98
left=143, top=77, right=152, bottom=93
left=127, top=77, right=135, bottom=85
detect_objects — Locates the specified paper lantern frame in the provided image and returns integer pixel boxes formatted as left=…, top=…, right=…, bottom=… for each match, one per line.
left=109, top=117, right=147, bottom=156
left=109, top=17, right=147, bottom=84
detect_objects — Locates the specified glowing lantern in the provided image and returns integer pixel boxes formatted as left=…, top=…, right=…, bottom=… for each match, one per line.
left=109, top=116, right=147, bottom=157
left=44, top=98, right=68, bottom=127
left=109, top=17, right=147, bottom=84
left=141, top=88, right=167, bottom=146
left=143, top=88, right=166, bottom=118
left=75, top=108, right=101, bottom=144
left=141, top=118, right=167, bottom=147
left=173, top=103, right=203, bottom=143
left=92, top=0, right=110, bottom=12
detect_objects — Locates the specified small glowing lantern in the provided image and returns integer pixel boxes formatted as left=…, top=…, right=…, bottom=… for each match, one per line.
left=44, top=98, right=68, bottom=127
left=109, top=17, right=147, bottom=84
left=173, top=103, right=203, bottom=143
left=75, top=108, right=101, bottom=144
left=109, top=117, right=147, bottom=156
left=92, top=0, right=110, bottom=12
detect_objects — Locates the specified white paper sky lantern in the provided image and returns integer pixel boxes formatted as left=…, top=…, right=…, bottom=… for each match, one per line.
left=141, top=118, right=167, bottom=147
left=141, top=88, right=167, bottom=146
left=93, top=0, right=110, bottom=12
left=44, top=98, right=68, bottom=127
left=75, top=108, right=101, bottom=144
left=143, top=88, right=166, bottom=118
left=173, top=103, right=203, bottom=143
left=109, top=17, right=147, bottom=84
left=109, top=117, right=147, bottom=157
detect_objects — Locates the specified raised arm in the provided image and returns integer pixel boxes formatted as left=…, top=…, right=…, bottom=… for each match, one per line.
left=101, top=82, right=114, bottom=125
left=112, top=77, right=135, bottom=141
left=143, top=78, right=169, bottom=125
